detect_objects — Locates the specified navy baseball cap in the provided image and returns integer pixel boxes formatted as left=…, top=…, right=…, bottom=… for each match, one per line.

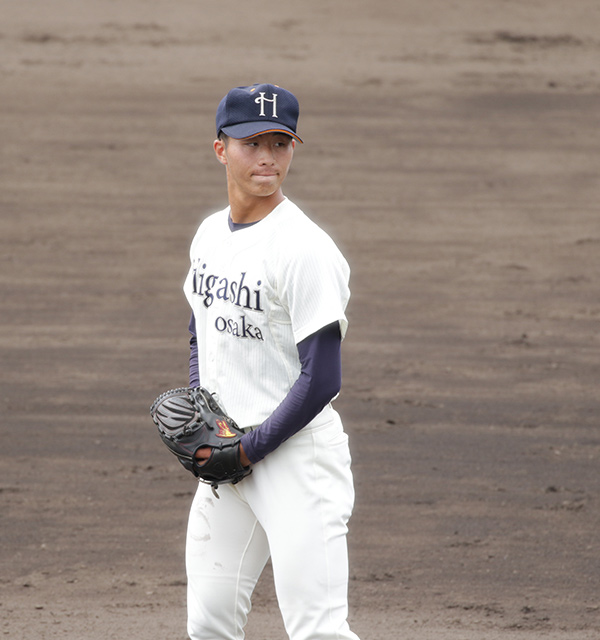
left=216, top=83, right=303, bottom=143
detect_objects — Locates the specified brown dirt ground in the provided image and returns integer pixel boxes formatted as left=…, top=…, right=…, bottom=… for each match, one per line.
left=1, top=1, right=600, bottom=638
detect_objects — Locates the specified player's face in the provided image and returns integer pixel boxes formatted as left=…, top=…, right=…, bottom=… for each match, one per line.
left=214, top=133, right=295, bottom=200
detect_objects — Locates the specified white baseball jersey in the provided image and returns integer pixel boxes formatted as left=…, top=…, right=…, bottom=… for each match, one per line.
left=183, top=197, right=350, bottom=429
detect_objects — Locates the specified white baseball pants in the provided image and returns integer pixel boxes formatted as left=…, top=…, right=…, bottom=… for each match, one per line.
left=185, top=413, right=360, bottom=640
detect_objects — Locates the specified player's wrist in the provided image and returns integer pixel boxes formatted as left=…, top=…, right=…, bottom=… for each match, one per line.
left=239, top=443, right=251, bottom=468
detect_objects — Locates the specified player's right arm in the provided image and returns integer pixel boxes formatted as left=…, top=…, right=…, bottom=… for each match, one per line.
left=188, top=311, right=251, bottom=467
left=188, top=312, right=200, bottom=388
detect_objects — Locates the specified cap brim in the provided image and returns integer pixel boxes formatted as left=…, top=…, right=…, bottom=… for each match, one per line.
left=220, top=121, right=303, bottom=143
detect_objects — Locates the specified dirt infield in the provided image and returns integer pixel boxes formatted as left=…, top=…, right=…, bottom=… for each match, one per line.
left=2, top=1, right=600, bottom=638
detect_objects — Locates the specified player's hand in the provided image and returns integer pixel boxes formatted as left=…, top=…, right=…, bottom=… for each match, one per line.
left=195, top=444, right=251, bottom=468
left=194, top=446, right=211, bottom=464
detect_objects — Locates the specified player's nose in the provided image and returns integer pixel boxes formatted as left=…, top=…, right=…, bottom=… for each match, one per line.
left=257, top=144, right=276, bottom=164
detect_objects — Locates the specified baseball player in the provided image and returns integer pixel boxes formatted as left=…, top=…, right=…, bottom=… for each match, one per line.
left=181, top=83, right=360, bottom=640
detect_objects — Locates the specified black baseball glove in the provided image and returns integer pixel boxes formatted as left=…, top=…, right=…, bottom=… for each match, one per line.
left=150, top=386, right=251, bottom=495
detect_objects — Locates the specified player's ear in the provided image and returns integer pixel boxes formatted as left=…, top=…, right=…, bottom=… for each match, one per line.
left=214, top=138, right=227, bottom=166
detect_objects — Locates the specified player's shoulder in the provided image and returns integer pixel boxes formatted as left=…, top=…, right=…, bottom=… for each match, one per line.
left=267, top=200, right=349, bottom=277
left=272, top=199, right=340, bottom=248
left=198, top=206, right=229, bottom=230
left=190, top=207, right=229, bottom=243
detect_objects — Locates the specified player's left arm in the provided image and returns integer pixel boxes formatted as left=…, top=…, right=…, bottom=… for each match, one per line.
left=240, top=321, right=342, bottom=464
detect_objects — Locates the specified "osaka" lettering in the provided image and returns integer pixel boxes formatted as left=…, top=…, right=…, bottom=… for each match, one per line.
left=215, top=315, right=264, bottom=341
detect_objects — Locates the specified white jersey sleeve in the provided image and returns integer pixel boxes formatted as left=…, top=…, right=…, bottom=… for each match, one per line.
left=274, top=217, right=350, bottom=344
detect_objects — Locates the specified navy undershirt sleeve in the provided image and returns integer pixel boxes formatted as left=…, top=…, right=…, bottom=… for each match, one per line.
left=188, top=312, right=200, bottom=388
left=241, top=321, right=342, bottom=464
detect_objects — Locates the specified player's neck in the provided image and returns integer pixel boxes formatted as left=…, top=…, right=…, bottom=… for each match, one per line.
left=228, top=189, right=285, bottom=224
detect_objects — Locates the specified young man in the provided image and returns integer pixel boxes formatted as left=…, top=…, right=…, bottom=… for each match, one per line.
left=182, top=83, right=360, bottom=640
